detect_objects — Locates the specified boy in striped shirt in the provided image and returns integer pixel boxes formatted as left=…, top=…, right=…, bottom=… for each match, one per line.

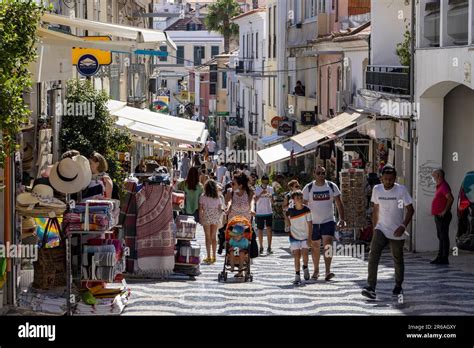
left=286, top=191, right=313, bottom=284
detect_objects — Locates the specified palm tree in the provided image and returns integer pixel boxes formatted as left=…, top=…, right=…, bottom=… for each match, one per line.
left=204, top=0, right=242, bottom=53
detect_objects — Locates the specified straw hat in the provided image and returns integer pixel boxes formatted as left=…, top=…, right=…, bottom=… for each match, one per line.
left=49, top=156, right=91, bottom=194
left=16, top=184, right=66, bottom=209
left=21, top=217, right=38, bottom=242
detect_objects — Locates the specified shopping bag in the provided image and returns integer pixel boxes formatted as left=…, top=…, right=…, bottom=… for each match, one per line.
left=33, top=217, right=67, bottom=289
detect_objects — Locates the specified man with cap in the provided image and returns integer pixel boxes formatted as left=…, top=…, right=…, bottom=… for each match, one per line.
left=362, top=164, right=414, bottom=300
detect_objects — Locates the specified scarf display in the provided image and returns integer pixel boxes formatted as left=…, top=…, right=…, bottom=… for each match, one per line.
left=134, top=183, right=175, bottom=277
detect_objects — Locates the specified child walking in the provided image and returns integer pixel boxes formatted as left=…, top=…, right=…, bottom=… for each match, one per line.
left=286, top=190, right=313, bottom=285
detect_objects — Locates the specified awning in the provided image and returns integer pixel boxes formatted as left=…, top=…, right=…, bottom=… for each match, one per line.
left=258, top=133, right=286, bottom=147
left=292, top=110, right=371, bottom=148
left=37, top=27, right=136, bottom=52
left=257, top=140, right=306, bottom=168
left=257, top=110, right=375, bottom=167
left=41, top=13, right=176, bottom=50
left=107, top=100, right=208, bottom=146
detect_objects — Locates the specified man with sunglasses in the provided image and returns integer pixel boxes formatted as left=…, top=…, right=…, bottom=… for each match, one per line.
left=303, top=166, right=346, bottom=281
left=362, top=164, right=414, bottom=300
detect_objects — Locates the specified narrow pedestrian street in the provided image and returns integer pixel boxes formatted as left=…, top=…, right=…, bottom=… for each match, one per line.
left=124, top=226, right=474, bottom=316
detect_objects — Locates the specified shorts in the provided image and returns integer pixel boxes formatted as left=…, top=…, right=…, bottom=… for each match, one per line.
left=289, top=236, right=309, bottom=251
left=255, top=215, right=273, bottom=230
left=312, top=221, right=336, bottom=241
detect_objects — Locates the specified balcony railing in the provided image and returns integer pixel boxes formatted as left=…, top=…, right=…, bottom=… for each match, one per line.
left=366, top=65, right=410, bottom=96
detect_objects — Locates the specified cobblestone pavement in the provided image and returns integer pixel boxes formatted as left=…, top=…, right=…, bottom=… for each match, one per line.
left=124, top=226, right=474, bottom=316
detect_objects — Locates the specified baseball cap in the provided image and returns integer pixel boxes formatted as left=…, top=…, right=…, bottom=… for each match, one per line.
left=230, top=224, right=245, bottom=236
left=381, top=164, right=397, bottom=175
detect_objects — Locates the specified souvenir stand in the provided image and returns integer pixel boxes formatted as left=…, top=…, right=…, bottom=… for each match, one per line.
left=338, top=168, right=367, bottom=244
left=65, top=198, right=128, bottom=316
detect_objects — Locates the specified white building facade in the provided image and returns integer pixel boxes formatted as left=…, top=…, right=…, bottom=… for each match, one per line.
left=414, top=0, right=474, bottom=252
left=233, top=8, right=267, bottom=169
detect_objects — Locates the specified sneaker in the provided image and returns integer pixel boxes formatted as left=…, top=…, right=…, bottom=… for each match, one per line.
left=259, top=247, right=264, bottom=255
left=392, top=286, right=403, bottom=297
left=267, top=247, right=273, bottom=255
left=293, top=274, right=301, bottom=285
left=303, top=268, right=310, bottom=281
left=361, top=286, right=377, bottom=300
left=430, top=257, right=441, bottom=264
left=438, top=258, right=449, bottom=265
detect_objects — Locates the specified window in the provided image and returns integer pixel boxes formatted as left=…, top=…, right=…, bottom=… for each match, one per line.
left=318, top=0, right=326, bottom=14
left=194, top=46, right=205, bottom=65
left=187, top=23, right=196, bottom=31
left=158, top=46, right=168, bottom=62
left=273, top=6, right=276, bottom=58
left=251, top=33, right=254, bottom=58
left=273, top=78, right=276, bottom=107
left=176, top=46, right=184, bottom=65
left=268, top=78, right=271, bottom=106
left=337, top=67, right=342, bottom=92
left=247, top=35, right=250, bottom=59
left=305, top=0, right=316, bottom=19
left=268, top=9, right=272, bottom=58
left=256, top=32, right=258, bottom=59
left=222, top=71, right=227, bottom=90
left=210, top=83, right=217, bottom=95
left=211, top=46, right=219, bottom=58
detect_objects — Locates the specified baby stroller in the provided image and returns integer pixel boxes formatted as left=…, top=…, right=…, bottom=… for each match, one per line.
left=217, top=216, right=255, bottom=282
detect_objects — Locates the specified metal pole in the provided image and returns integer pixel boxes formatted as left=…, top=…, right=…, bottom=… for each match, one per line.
left=409, top=0, right=416, bottom=252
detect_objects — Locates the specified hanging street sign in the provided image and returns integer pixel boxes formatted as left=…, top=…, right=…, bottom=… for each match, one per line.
left=72, top=36, right=112, bottom=66
left=77, top=54, right=100, bottom=77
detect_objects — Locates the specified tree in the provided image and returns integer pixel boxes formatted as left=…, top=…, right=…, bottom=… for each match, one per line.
left=0, top=0, right=45, bottom=168
left=60, top=79, right=131, bottom=196
left=204, top=0, right=242, bottom=53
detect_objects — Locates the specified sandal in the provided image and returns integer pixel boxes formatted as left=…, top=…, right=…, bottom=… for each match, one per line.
left=202, top=257, right=212, bottom=264
left=312, top=272, right=320, bottom=280
left=234, top=272, right=244, bottom=278
left=211, top=257, right=216, bottom=264
left=325, top=272, right=335, bottom=281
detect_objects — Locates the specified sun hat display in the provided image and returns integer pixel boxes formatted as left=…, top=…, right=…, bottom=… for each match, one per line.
left=16, top=185, right=66, bottom=209
left=49, top=156, right=91, bottom=194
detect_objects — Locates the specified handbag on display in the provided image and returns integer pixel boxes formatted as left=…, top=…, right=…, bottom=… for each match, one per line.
left=175, top=215, right=197, bottom=239
left=32, top=218, right=67, bottom=289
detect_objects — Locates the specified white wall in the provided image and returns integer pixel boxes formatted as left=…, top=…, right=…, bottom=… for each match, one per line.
left=414, top=45, right=474, bottom=252
left=371, top=0, right=411, bottom=66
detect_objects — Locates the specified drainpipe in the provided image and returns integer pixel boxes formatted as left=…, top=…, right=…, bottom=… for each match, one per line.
left=409, top=0, right=416, bottom=252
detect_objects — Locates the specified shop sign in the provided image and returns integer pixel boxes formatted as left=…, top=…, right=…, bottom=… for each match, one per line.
left=271, top=116, right=283, bottom=129
left=72, top=36, right=112, bottom=66
left=77, top=54, right=100, bottom=76
left=301, top=111, right=316, bottom=125
left=278, top=120, right=294, bottom=136
left=217, top=111, right=230, bottom=117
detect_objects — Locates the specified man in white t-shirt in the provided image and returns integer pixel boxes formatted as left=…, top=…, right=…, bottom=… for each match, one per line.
left=362, top=164, right=414, bottom=300
left=255, top=174, right=274, bottom=255
left=303, top=166, right=346, bottom=281
left=206, top=138, right=217, bottom=157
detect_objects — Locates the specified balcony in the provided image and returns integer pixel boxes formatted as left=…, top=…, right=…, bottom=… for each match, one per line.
left=236, top=58, right=255, bottom=75
left=366, top=65, right=410, bottom=96
left=287, top=94, right=318, bottom=124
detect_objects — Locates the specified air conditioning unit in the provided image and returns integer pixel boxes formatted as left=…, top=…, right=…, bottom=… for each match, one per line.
left=296, top=22, right=302, bottom=28
left=336, top=91, right=352, bottom=113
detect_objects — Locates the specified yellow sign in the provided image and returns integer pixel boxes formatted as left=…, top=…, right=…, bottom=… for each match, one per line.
left=72, top=36, right=112, bottom=66
left=179, top=91, right=195, bottom=103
